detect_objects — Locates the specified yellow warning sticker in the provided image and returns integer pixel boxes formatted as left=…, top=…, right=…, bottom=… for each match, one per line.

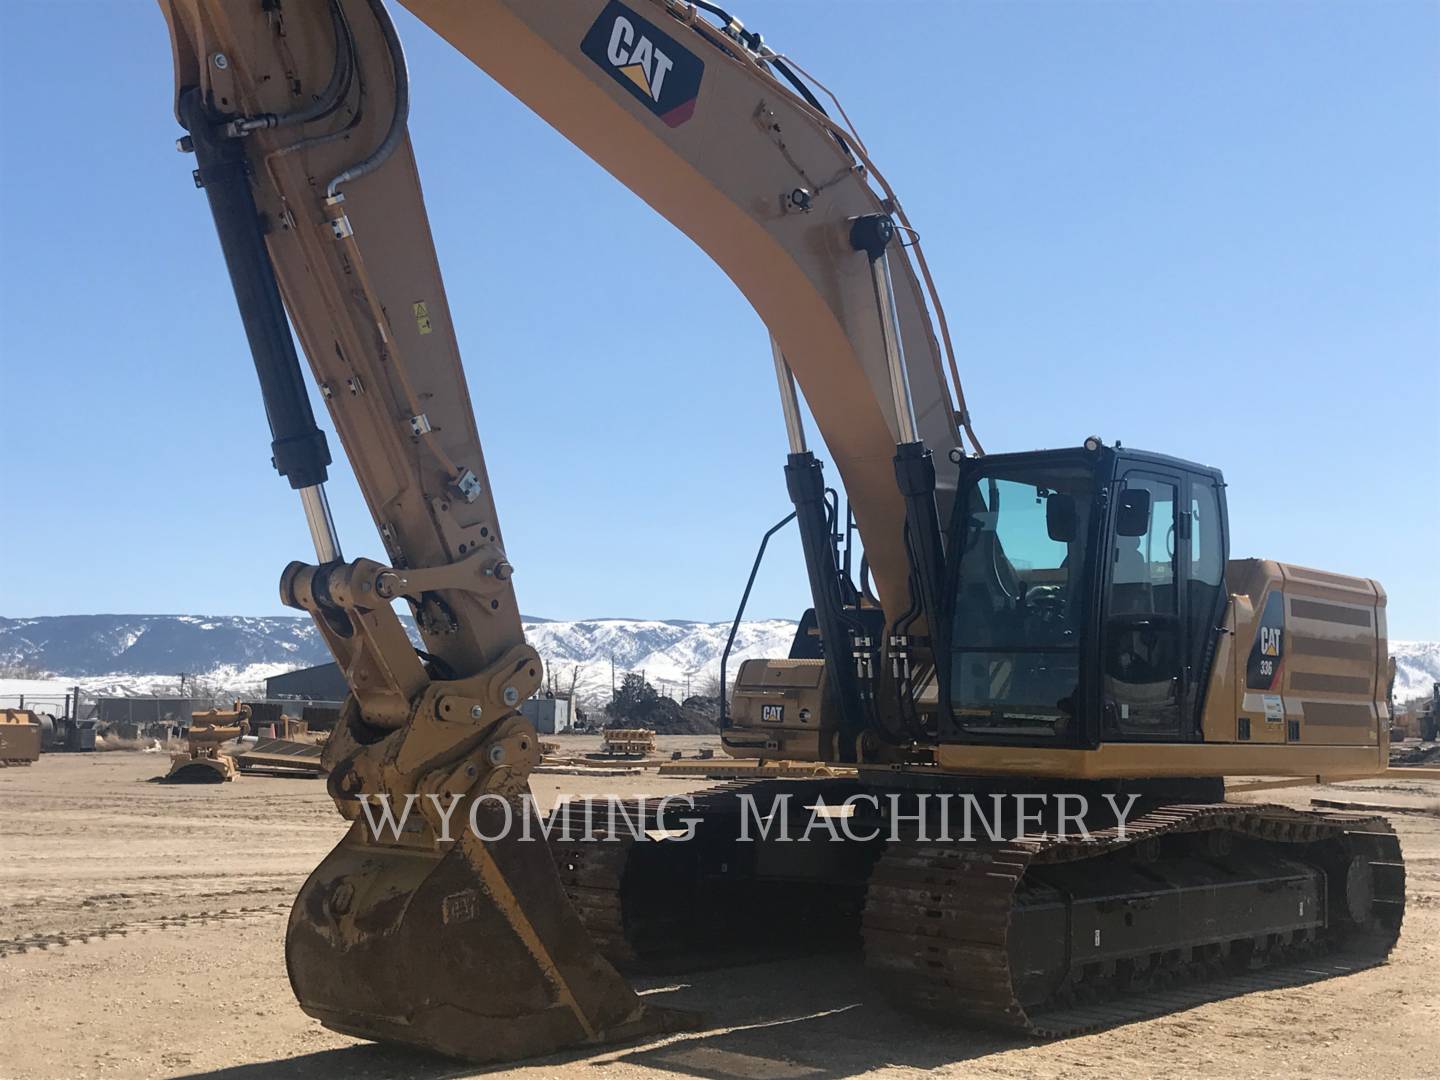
left=412, top=301, right=433, bottom=335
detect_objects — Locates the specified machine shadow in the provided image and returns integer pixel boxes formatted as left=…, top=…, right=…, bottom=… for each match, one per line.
left=176, top=956, right=1027, bottom=1080
left=175, top=1044, right=471, bottom=1080
left=595, top=1004, right=1020, bottom=1080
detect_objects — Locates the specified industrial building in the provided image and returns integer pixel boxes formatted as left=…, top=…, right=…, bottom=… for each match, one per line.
left=265, top=662, right=350, bottom=701
left=520, top=696, right=573, bottom=734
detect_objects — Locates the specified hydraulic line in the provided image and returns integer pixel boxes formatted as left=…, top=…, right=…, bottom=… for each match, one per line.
left=325, top=0, right=409, bottom=200
left=231, top=1, right=353, bottom=134
left=678, top=7, right=984, bottom=454
left=260, top=5, right=363, bottom=222
left=786, top=451, right=871, bottom=762
left=311, top=0, right=463, bottom=486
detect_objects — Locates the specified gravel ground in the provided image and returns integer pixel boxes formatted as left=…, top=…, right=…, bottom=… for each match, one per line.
left=2, top=744, right=1438, bottom=1080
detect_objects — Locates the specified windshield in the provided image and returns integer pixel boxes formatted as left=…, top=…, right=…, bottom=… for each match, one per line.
left=949, top=465, right=1096, bottom=738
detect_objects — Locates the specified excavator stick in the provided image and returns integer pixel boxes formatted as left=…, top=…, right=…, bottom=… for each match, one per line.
left=288, top=817, right=685, bottom=1063
left=156, top=0, right=692, bottom=1061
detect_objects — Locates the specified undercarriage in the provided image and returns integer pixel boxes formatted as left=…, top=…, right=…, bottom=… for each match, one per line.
left=550, top=779, right=1405, bottom=1036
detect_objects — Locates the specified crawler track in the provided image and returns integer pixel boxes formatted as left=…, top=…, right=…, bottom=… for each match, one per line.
left=863, top=803, right=1405, bottom=1036
left=548, top=778, right=874, bottom=970
left=550, top=788, right=1404, bottom=1034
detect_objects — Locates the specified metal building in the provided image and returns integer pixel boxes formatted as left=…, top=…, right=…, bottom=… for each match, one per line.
left=521, top=697, right=573, bottom=734
left=265, top=662, right=350, bottom=701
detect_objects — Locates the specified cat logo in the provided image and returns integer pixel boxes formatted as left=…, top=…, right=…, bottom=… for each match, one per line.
left=761, top=704, right=784, bottom=724
left=1246, top=591, right=1286, bottom=691
left=581, top=1, right=704, bottom=128
left=1259, top=626, right=1281, bottom=657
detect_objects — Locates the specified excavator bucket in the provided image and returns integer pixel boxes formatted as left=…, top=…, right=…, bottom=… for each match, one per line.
left=286, top=810, right=688, bottom=1064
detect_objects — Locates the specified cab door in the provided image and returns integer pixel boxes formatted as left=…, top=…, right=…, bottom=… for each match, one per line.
left=1103, top=470, right=1185, bottom=739
left=1180, top=473, right=1228, bottom=730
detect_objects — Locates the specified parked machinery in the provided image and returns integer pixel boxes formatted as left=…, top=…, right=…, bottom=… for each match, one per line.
left=600, top=728, right=657, bottom=757
left=3, top=688, right=96, bottom=752
left=0, top=709, right=42, bottom=767
left=165, top=703, right=251, bottom=783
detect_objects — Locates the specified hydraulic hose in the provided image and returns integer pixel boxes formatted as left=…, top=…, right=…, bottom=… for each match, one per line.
left=232, top=2, right=354, bottom=133
left=326, top=0, right=409, bottom=199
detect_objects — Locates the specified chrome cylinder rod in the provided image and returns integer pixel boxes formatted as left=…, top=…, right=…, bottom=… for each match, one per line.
left=868, top=249, right=918, bottom=446
left=851, top=214, right=920, bottom=447
left=299, top=483, right=343, bottom=564
left=770, top=334, right=808, bottom=454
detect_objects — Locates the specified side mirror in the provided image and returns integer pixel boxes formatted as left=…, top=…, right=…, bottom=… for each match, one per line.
left=1045, top=493, right=1077, bottom=543
left=1115, top=488, right=1151, bottom=537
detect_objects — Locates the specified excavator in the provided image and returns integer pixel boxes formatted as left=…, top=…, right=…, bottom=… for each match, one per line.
left=155, top=0, right=1404, bottom=1065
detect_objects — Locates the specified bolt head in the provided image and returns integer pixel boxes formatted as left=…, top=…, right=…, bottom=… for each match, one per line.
left=502, top=687, right=520, bottom=707
left=212, top=52, right=229, bottom=70
left=469, top=704, right=484, bottom=720
left=487, top=745, right=506, bottom=765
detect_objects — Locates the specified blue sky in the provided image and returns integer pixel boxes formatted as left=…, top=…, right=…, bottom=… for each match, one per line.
left=1, top=1, right=1436, bottom=639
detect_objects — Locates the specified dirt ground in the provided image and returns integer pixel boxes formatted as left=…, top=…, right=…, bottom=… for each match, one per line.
left=3, top=743, right=1439, bottom=1080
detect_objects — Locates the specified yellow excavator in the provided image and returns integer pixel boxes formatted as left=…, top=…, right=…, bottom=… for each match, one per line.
left=154, top=0, right=1403, bottom=1064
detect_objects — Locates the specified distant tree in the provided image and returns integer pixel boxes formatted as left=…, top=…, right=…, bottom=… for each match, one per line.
left=606, top=673, right=659, bottom=725
left=606, top=673, right=688, bottom=728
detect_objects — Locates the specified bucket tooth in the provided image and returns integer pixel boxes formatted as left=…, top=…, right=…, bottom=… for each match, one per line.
left=286, top=816, right=691, bottom=1064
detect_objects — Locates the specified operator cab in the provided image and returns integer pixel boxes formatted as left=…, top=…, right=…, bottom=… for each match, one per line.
left=942, top=441, right=1229, bottom=749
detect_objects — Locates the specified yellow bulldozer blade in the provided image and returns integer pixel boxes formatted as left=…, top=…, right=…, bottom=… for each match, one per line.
left=286, top=808, right=689, bottom=1064
left=164, top=754, right=237, bottom=783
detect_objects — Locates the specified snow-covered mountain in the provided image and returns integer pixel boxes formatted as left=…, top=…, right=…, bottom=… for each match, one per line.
left=0, top=613, right=798, bottom=705
left=0, top=614, right=327, bottom=676
left=2, top=613, right=1435, bottom=709
left=522, top=617, right=797, bottom=703
left=1392, top=640, right=1440, bottom=704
